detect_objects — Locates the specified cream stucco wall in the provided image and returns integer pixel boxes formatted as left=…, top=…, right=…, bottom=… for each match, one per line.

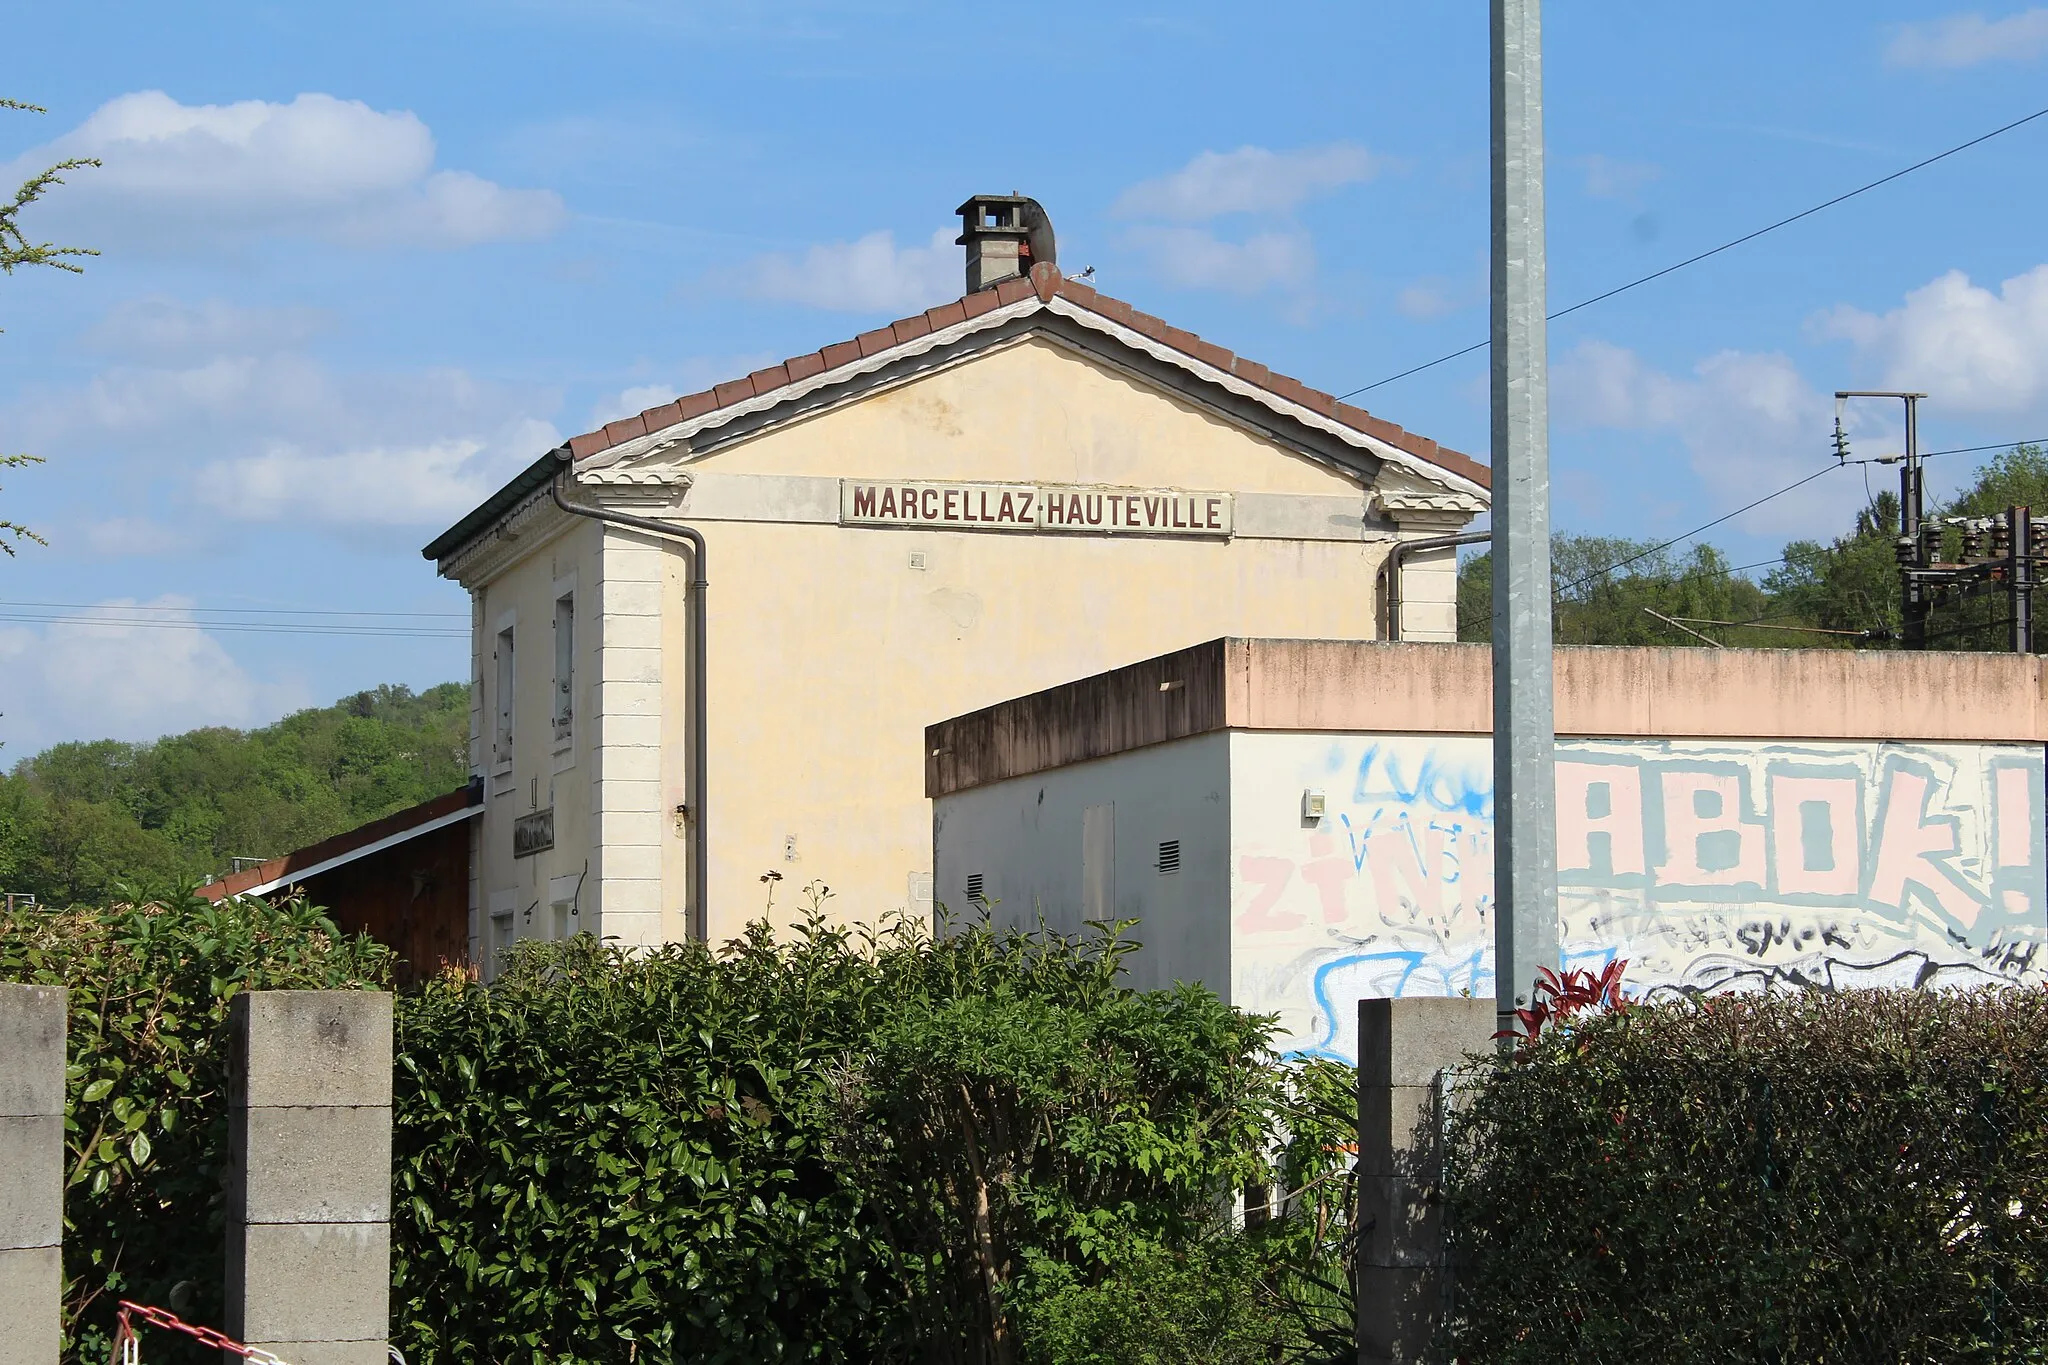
left=469, top=517, right=605, bottom=972
left=665, top=339, right=1417, bottom=938
left=462, top=337, right=1481, bottom=947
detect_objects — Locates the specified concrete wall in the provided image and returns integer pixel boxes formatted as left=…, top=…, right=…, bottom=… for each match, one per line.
left=472, top=517, right=604, bottom=970
left=1233, top=731, right=2046, bottom=1061
left=934, top=732, right=1232, bottom=997
left=227, top=991, right=393, bottom=1365
left=0, top=984, right=64, bottom=1365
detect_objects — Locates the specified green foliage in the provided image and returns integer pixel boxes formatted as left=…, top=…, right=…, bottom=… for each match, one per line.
left=0, top=682, right=469, bottom=904
left=1462, top=445, right=2048, bottom=653
left=392, top=907, right=1338, bottom=1365
left=0, top=891, right=391, bottom=1365
left=1441, top=989, right=2048, bottom=1363
left=1012, top=1237, right=1303, bottom=1365
left=3, top=97, right=97, bottom=556
left=1459, top=539, right=1770, bottom=646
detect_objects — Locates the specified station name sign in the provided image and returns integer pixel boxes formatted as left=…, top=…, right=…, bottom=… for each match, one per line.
left=840, top=479, right=1233, bottom=537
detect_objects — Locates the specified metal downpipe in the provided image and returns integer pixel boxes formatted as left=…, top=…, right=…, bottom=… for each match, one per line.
left=1381, top=530, right=1490, bottom=641
left=550, top=461, right=709, bottom=941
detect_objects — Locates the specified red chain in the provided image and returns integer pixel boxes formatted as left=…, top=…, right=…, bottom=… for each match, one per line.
left=111, top=1300, right=289, bottom=1365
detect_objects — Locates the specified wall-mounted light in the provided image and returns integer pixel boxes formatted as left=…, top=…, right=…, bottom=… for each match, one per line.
left=1302, top=789, right=1326, bottom=823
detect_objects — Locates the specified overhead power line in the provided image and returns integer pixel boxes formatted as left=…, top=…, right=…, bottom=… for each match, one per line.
left=1343, top=102, right=2048, bottom=398
left=0, top=598, right=465, bottom=619
left=0, top=612, right=465, bottom=640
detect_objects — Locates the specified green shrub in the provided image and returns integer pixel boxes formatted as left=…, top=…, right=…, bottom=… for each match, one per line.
left=0, top=891, right=391, bottom=1364
left=391, top=910, right=1323, bottom=1365
left=1442, top=988, right=2048, bottom=1363
left=1011, top=1236, right=1303, bottom=1365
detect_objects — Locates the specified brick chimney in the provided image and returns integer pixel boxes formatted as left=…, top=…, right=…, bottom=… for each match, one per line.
left=955, top=194, right=1056, bottom=294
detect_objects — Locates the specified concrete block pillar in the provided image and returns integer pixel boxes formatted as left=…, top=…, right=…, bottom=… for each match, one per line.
left=0, top=983, right=66, bottom=1365
left=1355, top=996, right=1494, bottom=1365
left=227, top=992, right=393, bottom=1365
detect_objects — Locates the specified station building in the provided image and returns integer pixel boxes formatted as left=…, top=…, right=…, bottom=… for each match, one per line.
left=421, top=195, right=1489, bottom=963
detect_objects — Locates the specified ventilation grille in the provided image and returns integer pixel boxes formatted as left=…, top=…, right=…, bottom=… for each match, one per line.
left=966, top=872, right=986, bottom=902
left=1157, top=840, right=1181, bottom=875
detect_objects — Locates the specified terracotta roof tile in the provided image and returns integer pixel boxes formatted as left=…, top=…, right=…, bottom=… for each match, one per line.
left=746, top=363, right=793, bottom=393
left=541, top=268, right=1489, bottom=492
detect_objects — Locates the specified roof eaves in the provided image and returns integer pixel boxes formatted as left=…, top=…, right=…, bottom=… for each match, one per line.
left=422, top=446, right=565, bottom=564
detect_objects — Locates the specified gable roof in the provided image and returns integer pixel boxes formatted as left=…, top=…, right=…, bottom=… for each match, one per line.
left=424, top=265, right=1487, bottom=564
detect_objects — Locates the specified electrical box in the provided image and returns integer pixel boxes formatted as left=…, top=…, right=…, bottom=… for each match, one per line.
left=1302, top=789, right=1326, bottom=822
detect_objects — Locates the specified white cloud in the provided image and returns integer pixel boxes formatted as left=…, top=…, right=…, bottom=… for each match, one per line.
left=1553, top=340, right=1857, bottom=533
left=1886, top=9, right=2048, bottom=67
left=4, top=91, right=565, bottom=252
left=1576, top=153, right=1661, bottom=202
left=83, top=296, right=330, bottom=360
left=1112, top=144, right=1380, bottom=221
left=1122, top=226, right=1314, bottom=296
left=0, top=598, right=306, bottom=753
left=1816, top=264, right=2048, bottom=415
left=194, top=422, right=560, bottom=529
left=1395, top=275, right=1477, bottom=320
left=740, top=227, right=958, bottom=312
left=7, top=306, right=564, bottom=538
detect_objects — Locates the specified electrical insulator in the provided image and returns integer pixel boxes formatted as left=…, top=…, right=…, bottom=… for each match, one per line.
left=1962, top=520, right=1987, bottom=562
left=1895, top=536, right=1918, bottom=567
left=1992, top=516, right=2014, bottom=560
left=1920, top=521, right=1944, bottom=564
left=2031, top=521, right=2048, bottom=559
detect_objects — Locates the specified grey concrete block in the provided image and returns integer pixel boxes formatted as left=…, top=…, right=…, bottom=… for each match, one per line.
left=234, top=1106, right=392, bottom=1225
left=236, top=993, right=393, bottom=1109
left=1358, top=1084, right=1439, bottom=1178
left=243, top=1341, right=390, bottom=1365
left=0, top=985, right=66, bottom=1119
left=1357, top=996, right=1494, bottom=1088
left=1357, top=1175, right=1443, bottom=1270
left=1356, top=1264, right=1443, bottom=1365
left=227, top=1222, right=390, bottom=1344
left=0, top=1244, right=61, bottom=1365
left=0, top=1116, right=62, bottom=1251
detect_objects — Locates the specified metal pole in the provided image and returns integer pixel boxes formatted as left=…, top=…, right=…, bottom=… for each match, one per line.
left=1490, top=0, right=1559, bottom=1039
left=1903, top=395, right=1928, bottom=650
left=2013, top=505, right=2033, bottom=654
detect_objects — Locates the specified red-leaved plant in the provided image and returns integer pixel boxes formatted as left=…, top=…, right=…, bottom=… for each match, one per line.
left=1495, top=959, right=1629, bottom=1050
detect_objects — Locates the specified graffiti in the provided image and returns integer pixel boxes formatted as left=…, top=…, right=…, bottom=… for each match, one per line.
left=1229, top=735, right=2047, bottom=1062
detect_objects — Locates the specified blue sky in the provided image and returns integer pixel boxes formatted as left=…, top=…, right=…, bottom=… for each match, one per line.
left=4, top=1, right=2048, bottom=753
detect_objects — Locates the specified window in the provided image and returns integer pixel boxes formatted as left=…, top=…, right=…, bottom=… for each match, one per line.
left=494, top=626, right=515, bottom=770
left=1157, top=839, right=1181, bottom=875
left=552, top=593, right=575, bottom=746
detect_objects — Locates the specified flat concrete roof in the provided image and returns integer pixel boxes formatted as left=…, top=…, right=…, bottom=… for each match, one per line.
left=925, top=638, right=2048, bottom=798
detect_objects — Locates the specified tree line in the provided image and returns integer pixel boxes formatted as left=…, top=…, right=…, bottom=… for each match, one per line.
left=0, top=683, right=469, bottom=907
left=1458, top=444, right=2048, bottom=651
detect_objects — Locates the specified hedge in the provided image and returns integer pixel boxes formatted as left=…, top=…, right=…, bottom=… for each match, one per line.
left=8, top=893, right=1354, bottom=1364
left=0, top=891, right=392, bottom=1365
left=391, top=908, right=1352, bottom=1364
left=1441, top=988, right=2048, bottom=1363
